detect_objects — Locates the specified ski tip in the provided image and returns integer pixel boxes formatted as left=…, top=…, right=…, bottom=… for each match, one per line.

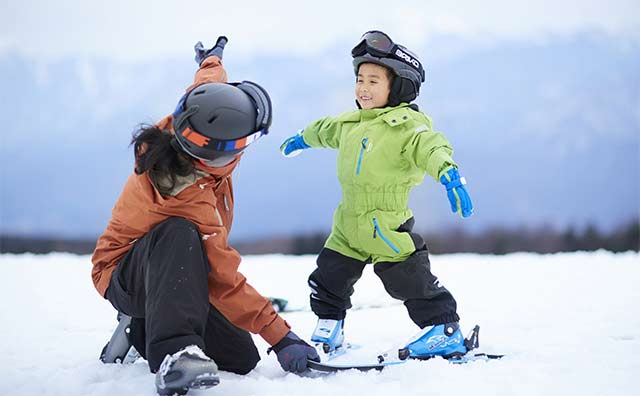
left=307, top=359, right=387, bottom=373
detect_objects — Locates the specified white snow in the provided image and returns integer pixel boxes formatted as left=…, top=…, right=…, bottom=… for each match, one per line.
left=0, top=251, right=638, bottom=396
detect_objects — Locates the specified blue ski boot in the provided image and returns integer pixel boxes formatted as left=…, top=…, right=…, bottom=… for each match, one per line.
left=311, top=319, right=344, bottom=355
left=400, top=322, right=472, bottom=360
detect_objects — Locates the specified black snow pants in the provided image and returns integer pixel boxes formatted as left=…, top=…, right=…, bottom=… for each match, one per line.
left=308, top=218, right=460, bottom=328
left=105, top=217, right=260, bottom=374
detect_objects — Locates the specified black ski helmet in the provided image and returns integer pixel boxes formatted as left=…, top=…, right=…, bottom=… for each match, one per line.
left=172, top=81, right=272, bottom=163
left=352, top=31, right=425, bottom=107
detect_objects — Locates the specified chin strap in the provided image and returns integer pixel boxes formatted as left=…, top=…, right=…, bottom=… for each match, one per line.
left=170, top=136, right=182, bottom=152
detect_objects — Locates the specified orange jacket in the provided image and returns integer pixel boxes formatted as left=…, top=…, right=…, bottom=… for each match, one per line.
left=91, top=56, right=290, bottom=346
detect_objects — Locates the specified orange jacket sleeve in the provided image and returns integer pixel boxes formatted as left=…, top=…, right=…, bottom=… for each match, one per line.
left=199, top=225, right=290, bottom=346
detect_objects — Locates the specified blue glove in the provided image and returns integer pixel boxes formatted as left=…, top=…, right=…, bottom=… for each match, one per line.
left=194, top=36, right=228, bottom=64
left=280, top=130, right=310, bottom=157
left=269, top=331, right=320, bottom=373
left=440, top=168, right=474, bottom=218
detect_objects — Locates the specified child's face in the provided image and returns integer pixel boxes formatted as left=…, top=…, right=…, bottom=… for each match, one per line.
left=355, top=63, right=392, bottom=109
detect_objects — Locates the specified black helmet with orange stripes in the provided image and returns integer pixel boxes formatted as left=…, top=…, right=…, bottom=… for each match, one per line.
left=172, top=81, right=272, bottom=166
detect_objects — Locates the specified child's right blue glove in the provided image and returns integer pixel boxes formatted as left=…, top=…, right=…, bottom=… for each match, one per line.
left=280, top=130, right=310, bottom=157
left=440, top=168, right=474, bottom=218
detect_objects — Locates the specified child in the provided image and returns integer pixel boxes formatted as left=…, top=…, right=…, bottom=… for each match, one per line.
left=280, top=31, right=474, bottom=361
left=93, top=37, right=318, bottom=396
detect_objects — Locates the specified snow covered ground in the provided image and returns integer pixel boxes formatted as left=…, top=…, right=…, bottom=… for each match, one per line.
left=1, top=250, right=638, bottom=396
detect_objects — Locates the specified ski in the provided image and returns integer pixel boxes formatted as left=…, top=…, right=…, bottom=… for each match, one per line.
left=307, top=352, right=504, bottom=373
left=447, top=353, right=505, bottom=364
left=269, top=297, right=404, bottom=314
left=307, top=359, right=398, bottom=372
left=307, top=325, right=504, bottom=373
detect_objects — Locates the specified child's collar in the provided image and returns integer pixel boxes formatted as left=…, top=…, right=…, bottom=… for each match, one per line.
left=357, top=103, right=416, bottom=119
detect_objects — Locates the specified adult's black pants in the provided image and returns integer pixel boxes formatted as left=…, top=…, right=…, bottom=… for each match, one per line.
left=105, top=217, right=260, bottom=374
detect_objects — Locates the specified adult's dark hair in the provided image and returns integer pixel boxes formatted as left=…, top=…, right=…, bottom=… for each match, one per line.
left=131, top=124, right=196, bottom=196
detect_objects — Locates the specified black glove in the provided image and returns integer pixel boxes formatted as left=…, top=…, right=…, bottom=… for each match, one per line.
left=194, top=36, right=228, bottom=64
left=269, top=331, right=320, bottom=373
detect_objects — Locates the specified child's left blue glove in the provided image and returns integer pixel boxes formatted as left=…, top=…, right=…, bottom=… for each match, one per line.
left=440, top=168, right=474, bottom=218
left=280, top=130, right=310, bottom=157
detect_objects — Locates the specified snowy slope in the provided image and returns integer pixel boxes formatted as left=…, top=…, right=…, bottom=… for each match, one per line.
left=0, top=251, right=638, bottom=396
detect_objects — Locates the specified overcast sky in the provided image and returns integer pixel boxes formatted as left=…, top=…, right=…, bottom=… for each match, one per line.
left=2, top=0, right=639, bottom=62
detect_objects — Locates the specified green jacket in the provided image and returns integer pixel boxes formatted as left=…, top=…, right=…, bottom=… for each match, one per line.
left=302, top=103, right=457, bottom=263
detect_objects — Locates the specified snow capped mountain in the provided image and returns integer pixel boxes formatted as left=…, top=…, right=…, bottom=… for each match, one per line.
left=0, top=33, right=638, bottom=240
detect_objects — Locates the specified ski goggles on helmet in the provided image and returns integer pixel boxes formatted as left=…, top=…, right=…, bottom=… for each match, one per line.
left=171, top=134, right=238, bottom=168
left=230, top=80, right=272, bottom=136
left=351, top=30, right=425, bottom=82
left=172, top=81, right=272, bottom=158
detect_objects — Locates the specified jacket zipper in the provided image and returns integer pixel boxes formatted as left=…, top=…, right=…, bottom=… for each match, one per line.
left=214, top=207, right=223, bottom=225
left=356, top=137, right=369, bottom=175
left=223, top=193, right=229, bottom=212
left=372, top=218, right=400, bottom=253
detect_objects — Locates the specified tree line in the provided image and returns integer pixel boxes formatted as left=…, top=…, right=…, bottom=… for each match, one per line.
left=238, top=220, right=640, bottom=255
left=1, top=221, right=638, bottom=256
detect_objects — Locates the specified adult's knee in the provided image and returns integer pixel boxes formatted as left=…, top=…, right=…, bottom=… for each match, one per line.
left=155, top=217, right=199, bottom=235
left=150, top=217, right=203, bottom=252
left=145, top=217, right=207, bottom=274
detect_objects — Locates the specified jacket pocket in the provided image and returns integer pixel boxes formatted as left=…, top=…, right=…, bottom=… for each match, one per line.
left=372, top=217, right=400, bottom=253
left=356, top=210, right=415, bottom=257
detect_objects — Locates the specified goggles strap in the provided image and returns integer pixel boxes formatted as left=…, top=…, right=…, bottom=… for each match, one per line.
left=351, top=31, right=424, bottom=80
left=212, top=129, right=267, bottom=152
left=170, top=136, right=183, bottom=152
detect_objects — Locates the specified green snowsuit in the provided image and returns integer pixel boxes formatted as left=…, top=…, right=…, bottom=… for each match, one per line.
left=301, top=103, right=457, bottom=264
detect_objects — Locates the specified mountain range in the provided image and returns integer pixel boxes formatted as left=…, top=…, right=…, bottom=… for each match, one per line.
left=1, top=32, right=638, bottom=242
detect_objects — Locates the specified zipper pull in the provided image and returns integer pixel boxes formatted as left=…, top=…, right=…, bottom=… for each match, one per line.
left=223, top=194, right=230, bottom=211
left=373, top=227, right=377, bottom=238
left=362, top=137, right=368, bottom=149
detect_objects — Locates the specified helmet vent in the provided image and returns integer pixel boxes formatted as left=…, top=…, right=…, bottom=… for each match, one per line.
left=207, top=116, right=218, bottom=124
left=193, top=90, right=206, bottom=96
